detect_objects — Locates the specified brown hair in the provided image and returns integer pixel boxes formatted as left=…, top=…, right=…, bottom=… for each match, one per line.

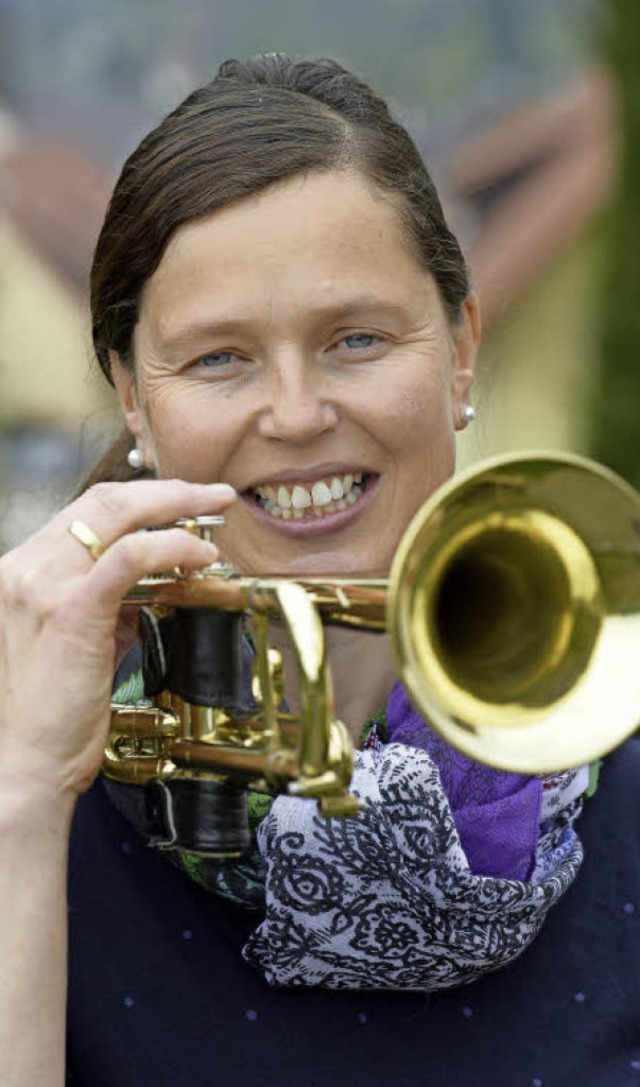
left=88, top=54, right=470, bottom=483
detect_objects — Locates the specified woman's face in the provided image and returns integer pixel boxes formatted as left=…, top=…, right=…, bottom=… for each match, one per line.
left=113, top=170, right=479, bottom=576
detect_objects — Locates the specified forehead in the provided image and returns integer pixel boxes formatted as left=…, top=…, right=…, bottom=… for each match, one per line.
left=138, top=170, right=436, bottom=337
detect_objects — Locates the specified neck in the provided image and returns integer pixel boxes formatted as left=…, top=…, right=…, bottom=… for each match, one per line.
left=269, top=624, right=396, bottom=745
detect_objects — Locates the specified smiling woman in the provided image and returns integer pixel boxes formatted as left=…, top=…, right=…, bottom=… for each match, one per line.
left=111, top=170, right=477, bottom=578
left=0, top=53, right=638, bottom=1087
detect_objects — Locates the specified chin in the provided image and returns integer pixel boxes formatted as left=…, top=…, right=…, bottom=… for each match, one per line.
left=279, top=551, right=389, bottom=579
left=234, top=547, right=384, bottom=579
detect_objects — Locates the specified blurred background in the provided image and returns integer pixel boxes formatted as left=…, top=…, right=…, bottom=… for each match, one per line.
left=0, top=0, right=636, bottom=552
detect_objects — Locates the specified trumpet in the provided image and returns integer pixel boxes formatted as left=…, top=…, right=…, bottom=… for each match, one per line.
left=107, top=452, right=640, bottom=858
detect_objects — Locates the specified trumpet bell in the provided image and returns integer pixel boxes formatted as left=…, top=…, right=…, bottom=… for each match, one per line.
left=389, top=452, right=640, bottom=774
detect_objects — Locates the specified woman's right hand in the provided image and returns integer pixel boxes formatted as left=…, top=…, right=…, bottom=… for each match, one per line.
left=0, top=478, right=236, bottom=808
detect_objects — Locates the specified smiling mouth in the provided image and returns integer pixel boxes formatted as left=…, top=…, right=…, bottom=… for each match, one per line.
left=246, top=471, right=375, bottom=520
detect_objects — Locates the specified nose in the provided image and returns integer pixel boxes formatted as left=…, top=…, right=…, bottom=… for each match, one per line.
left=257, top=356, right=338, bottom=443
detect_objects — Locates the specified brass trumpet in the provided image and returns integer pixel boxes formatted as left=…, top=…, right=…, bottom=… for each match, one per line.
left=106, top=452, right=640, bottom=857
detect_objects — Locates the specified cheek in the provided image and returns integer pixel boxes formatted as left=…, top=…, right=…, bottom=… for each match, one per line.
left=144, top=384, right=236, bottom=480
left=397, top=388, right=446, bottom=432
left=391, top=368, right=453, bottom=447
left=386, top=371, right=457, bottom=509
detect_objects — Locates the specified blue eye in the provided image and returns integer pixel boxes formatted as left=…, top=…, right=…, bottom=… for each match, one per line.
left=343, top=333, right=379, bottom=350
left=196, top=351, right=235, bottom=368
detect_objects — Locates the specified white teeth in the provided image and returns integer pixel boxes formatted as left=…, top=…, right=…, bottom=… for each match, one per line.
left=254, top=472, right=368, bottom=520
left=311, top=481, right=332, bottom=507
left=291, top=485, right=312, bottom=510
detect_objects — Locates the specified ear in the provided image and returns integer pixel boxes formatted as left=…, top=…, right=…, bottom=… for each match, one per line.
left=450, top=291, right=481, bottom=430
left=110, top=350, right=157, bottom=471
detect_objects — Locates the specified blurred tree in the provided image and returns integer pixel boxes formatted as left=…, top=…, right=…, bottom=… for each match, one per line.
left=590, top=0, right=640, bottom=484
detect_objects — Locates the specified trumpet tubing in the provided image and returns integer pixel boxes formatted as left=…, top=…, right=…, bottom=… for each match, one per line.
left=107, top=452, right=640, bottom=855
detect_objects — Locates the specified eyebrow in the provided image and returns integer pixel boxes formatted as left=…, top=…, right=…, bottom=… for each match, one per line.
left=154, top=295, right=416, bottom=354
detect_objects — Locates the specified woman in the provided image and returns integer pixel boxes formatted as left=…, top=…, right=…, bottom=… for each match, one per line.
left=1, top=55, right=638, bottom=1087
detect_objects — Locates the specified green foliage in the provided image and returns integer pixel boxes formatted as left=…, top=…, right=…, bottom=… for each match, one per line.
left=591, top=0, right=640, bottom=485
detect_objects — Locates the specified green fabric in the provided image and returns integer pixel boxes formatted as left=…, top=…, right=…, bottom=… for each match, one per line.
left=359, top=704, right=388, bottom=746
left=247, top=791, right=274, bottom=830
left=112, top=668, right=146, bottom=705
left=587, top=759, right=603, bottom=799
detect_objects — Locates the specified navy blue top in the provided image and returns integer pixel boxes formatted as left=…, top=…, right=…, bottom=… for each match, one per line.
left=67, top=741, right=640, bottom=1087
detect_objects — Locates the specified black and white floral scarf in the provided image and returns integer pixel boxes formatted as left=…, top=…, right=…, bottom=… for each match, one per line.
left=242, top=741, right=584, bottom=990
left=109, top=664, right=588, bottom=992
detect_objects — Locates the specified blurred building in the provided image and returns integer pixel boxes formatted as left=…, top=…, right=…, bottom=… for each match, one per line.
left=0, top=119, right=115, bottom=550
left=0, top=0, right=605, bottom=550
left=450, top=70, right=616, bottom=468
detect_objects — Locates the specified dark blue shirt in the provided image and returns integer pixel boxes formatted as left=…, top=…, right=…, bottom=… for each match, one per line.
left=67, top=740, right=640, bottom=1087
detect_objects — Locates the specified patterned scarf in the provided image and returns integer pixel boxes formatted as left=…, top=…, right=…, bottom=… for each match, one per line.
left=109, top=667, right=589, bottom=991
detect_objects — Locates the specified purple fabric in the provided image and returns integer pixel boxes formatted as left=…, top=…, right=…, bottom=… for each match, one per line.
left=386, top=684, right=542, bottom=881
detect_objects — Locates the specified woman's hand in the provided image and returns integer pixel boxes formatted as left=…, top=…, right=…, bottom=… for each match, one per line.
left=0, top=478, right=236, bottom=806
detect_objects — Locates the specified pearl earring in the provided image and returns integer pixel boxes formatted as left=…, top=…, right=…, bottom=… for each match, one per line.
left=463, top=405, right=477, bottom=425
left=127, top=447, right=145, bottom=469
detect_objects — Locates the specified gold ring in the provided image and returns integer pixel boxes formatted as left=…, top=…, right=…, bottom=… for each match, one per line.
left=68, top=519, right=107, bottom=561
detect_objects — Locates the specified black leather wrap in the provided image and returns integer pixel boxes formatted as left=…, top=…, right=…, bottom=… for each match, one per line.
left=141, top=607, right=244, bottom=707
left=144, top=776, right=251, bottom=857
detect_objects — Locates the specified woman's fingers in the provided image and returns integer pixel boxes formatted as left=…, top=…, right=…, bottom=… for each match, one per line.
left=65, top=526, right=222, bottom=622
left=0, top=481, right=239, bottom=800
left=65, top=477, right=235, bottom=549
left=17, top=478, right=237, bottom=581
left=1, top=478, right=238, bottom=649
